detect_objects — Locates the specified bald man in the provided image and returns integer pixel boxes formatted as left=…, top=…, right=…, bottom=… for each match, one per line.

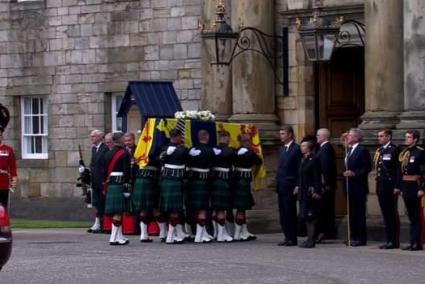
left=315, top=128, right=337, bottom=241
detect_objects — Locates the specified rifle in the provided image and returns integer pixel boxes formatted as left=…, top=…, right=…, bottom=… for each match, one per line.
left=76, top=144, right=92, bottom=207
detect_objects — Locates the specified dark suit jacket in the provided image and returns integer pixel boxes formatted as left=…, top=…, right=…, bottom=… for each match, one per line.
left=316, top=142, right=337, bottom=188
left=90, top=143, right=108, bottom=190
left=345, top=144, right=372, bottom=195
left=277, top=142, right=302, bottom=194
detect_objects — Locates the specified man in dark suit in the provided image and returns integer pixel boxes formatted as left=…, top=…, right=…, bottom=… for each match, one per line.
left=277, top=126, right=302, bottom=246
left=343, top=128, right=372, bottom=246
left=315, top=128, right=337, bottom=242
left=88, top=129, right=109, bottom=233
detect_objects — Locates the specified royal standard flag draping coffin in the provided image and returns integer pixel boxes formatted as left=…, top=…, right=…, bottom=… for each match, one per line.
left=134, top=118, right=267, bottom=190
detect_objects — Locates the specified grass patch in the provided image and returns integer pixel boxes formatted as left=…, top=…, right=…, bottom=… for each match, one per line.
left=11, top=219, right=91, bottom=229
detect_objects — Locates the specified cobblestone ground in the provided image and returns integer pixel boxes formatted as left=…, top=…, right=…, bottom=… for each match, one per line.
left=1, top=229, right=425, bottom=284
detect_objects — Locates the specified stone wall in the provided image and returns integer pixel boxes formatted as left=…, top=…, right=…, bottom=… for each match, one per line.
left=0, top=0, right=202, bottom=201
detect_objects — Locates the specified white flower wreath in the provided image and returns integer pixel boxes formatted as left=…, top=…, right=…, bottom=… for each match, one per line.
left=174, top=110, right=216, bottom=121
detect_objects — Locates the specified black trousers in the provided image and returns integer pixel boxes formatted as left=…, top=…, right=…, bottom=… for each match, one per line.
left=316, top=188, right=336, bottom=238
left=278, top=183, right=298, bottom=243
left=347, top=192, right=367, bottom=244
left=401, top=181, right=424, bottom=248
left=377, top=180, right=399, bottom=246
left=0, top=190, right=9, bottom=208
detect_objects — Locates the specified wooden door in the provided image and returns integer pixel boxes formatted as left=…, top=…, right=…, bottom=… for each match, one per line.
left=316, top=47, right=365, bottom=216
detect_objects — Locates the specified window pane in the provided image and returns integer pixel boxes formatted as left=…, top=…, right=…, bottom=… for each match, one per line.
left=24, top=117, right=32, bottom=134
left=117, top=117, right=122, bottom=131
left=40, top=99, right=44, bottom=114
left=24, top=98, right=31, bottom=115
left=32, top=115, right=39, bottom=134
left=34, top=136, right=42, bottom=153
left=116, top=95, right=123, bottom=111
left=32, top=98, right=39, bottom=115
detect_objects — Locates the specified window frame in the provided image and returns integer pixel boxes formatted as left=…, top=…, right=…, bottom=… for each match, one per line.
left=20, top=96, right=48, bottom=159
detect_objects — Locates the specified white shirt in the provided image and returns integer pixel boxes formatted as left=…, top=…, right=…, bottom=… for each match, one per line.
left=320, top=141, right=329, bottom=148
left=284, top=140, right=294, bottom=149
left=94, top=142, right=103, bottom=152
left=383, top=141, right=391, bottom=149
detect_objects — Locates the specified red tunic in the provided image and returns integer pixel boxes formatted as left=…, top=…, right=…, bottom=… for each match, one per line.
left=0, top=144, right=17, bottom=190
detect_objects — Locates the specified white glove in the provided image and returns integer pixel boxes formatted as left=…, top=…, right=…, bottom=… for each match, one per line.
left=213, top=148, right=222, bottom=155
left=237, top=147, right=248, bottom=156
left=189, top=148, right=201, bottom=156
left=166, top=146, right=176, bottom=155
left=123, top=192, right=131, bottom=198
left=78, top=166, right=85, bottom=173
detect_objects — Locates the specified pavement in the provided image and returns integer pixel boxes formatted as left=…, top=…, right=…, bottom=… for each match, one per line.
left=1, top=229, right=425, bottom=284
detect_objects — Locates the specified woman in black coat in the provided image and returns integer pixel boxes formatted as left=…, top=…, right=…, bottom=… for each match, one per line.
left=296, top=139, right=322, bottom=248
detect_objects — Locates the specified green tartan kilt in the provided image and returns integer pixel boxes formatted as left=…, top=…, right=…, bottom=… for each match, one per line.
left=233, top=179, right=254, bottom=210
left=187, top=179, right=210, bottom=210
left=211, top=179, right=231, bottom=210
left=131, top=177, right=159, bottom=212
left=104, top=184, right=126, bottom=215
left=159, top=178, right=183, bottom=213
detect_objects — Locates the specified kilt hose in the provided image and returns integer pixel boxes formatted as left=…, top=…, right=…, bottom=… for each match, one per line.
left=104, top=183, right=126, bottom=215
left=211, top=179, right=231, bottom=210
left=187, top=179, right=210, bottom=210
left=132, top=176, right=159, bottom=212
left=233, top=179, right=254, bottom=210
left=159, top=178, right=183, bottom=213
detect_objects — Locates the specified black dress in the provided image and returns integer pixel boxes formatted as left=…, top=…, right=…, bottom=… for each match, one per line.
left=298, top=154, right=322, bottom=221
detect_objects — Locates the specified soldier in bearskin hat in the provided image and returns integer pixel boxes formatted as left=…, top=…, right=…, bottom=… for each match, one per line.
left=0, top=104, right=17, bottom=209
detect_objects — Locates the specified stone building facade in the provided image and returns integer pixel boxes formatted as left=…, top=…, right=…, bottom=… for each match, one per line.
left=1, top=0, right=424, bottom=230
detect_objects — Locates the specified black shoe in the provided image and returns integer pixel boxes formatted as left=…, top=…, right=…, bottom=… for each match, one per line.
left=379, top=243, right=390, bottom=249
left=277, top=240, right=288, bottom=246
left=140, top=239, right=153, bottom=243
left=411, top=245, right=423, bottom=251
left=284, top=240, right=297, bottom=247
left=402, top=245, right=412, bottom=251
left=383, top=243, right=397, bottom=249
left=299, top=241, right=315, bottom=248
left=315, top=233, right=325, bottom=244
left=344, top=240, right=354, bottom=246
left=351, top=241, right=366, bottom=247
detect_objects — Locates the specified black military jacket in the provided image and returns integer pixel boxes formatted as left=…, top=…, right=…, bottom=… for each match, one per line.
left=104, top=145, right=131, bottom=184
left=374, top=142, right=399, bottom=183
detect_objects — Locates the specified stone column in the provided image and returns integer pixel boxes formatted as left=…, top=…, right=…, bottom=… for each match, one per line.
left=360, top=0, right=404, bottom=136
left=396, top=0, right=425, bottom=132
left=229, top=0, right=280, bottom=144
left=200, top=0, right=233, bottom=121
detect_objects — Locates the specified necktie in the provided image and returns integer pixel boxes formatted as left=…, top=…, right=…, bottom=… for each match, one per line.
left=346, top=146, right=353, bottom=159
left=284, top=145, right=288, bottom=153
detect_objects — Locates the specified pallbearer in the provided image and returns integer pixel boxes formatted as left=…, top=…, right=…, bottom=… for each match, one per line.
left=159, top=129, right=187, bottom=244
left=395, top=130, right=425, bottom=251
left=211, top=131, right=234, bottom=242
left=104, top=132, right=131, bottom=245
left=233, top=134, right=262, bottom=241
left=187, top=130, right=215, bottom=243
left=132, top=149, right=161, bottom=242
left=374, top=129, right=400, bottom=249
